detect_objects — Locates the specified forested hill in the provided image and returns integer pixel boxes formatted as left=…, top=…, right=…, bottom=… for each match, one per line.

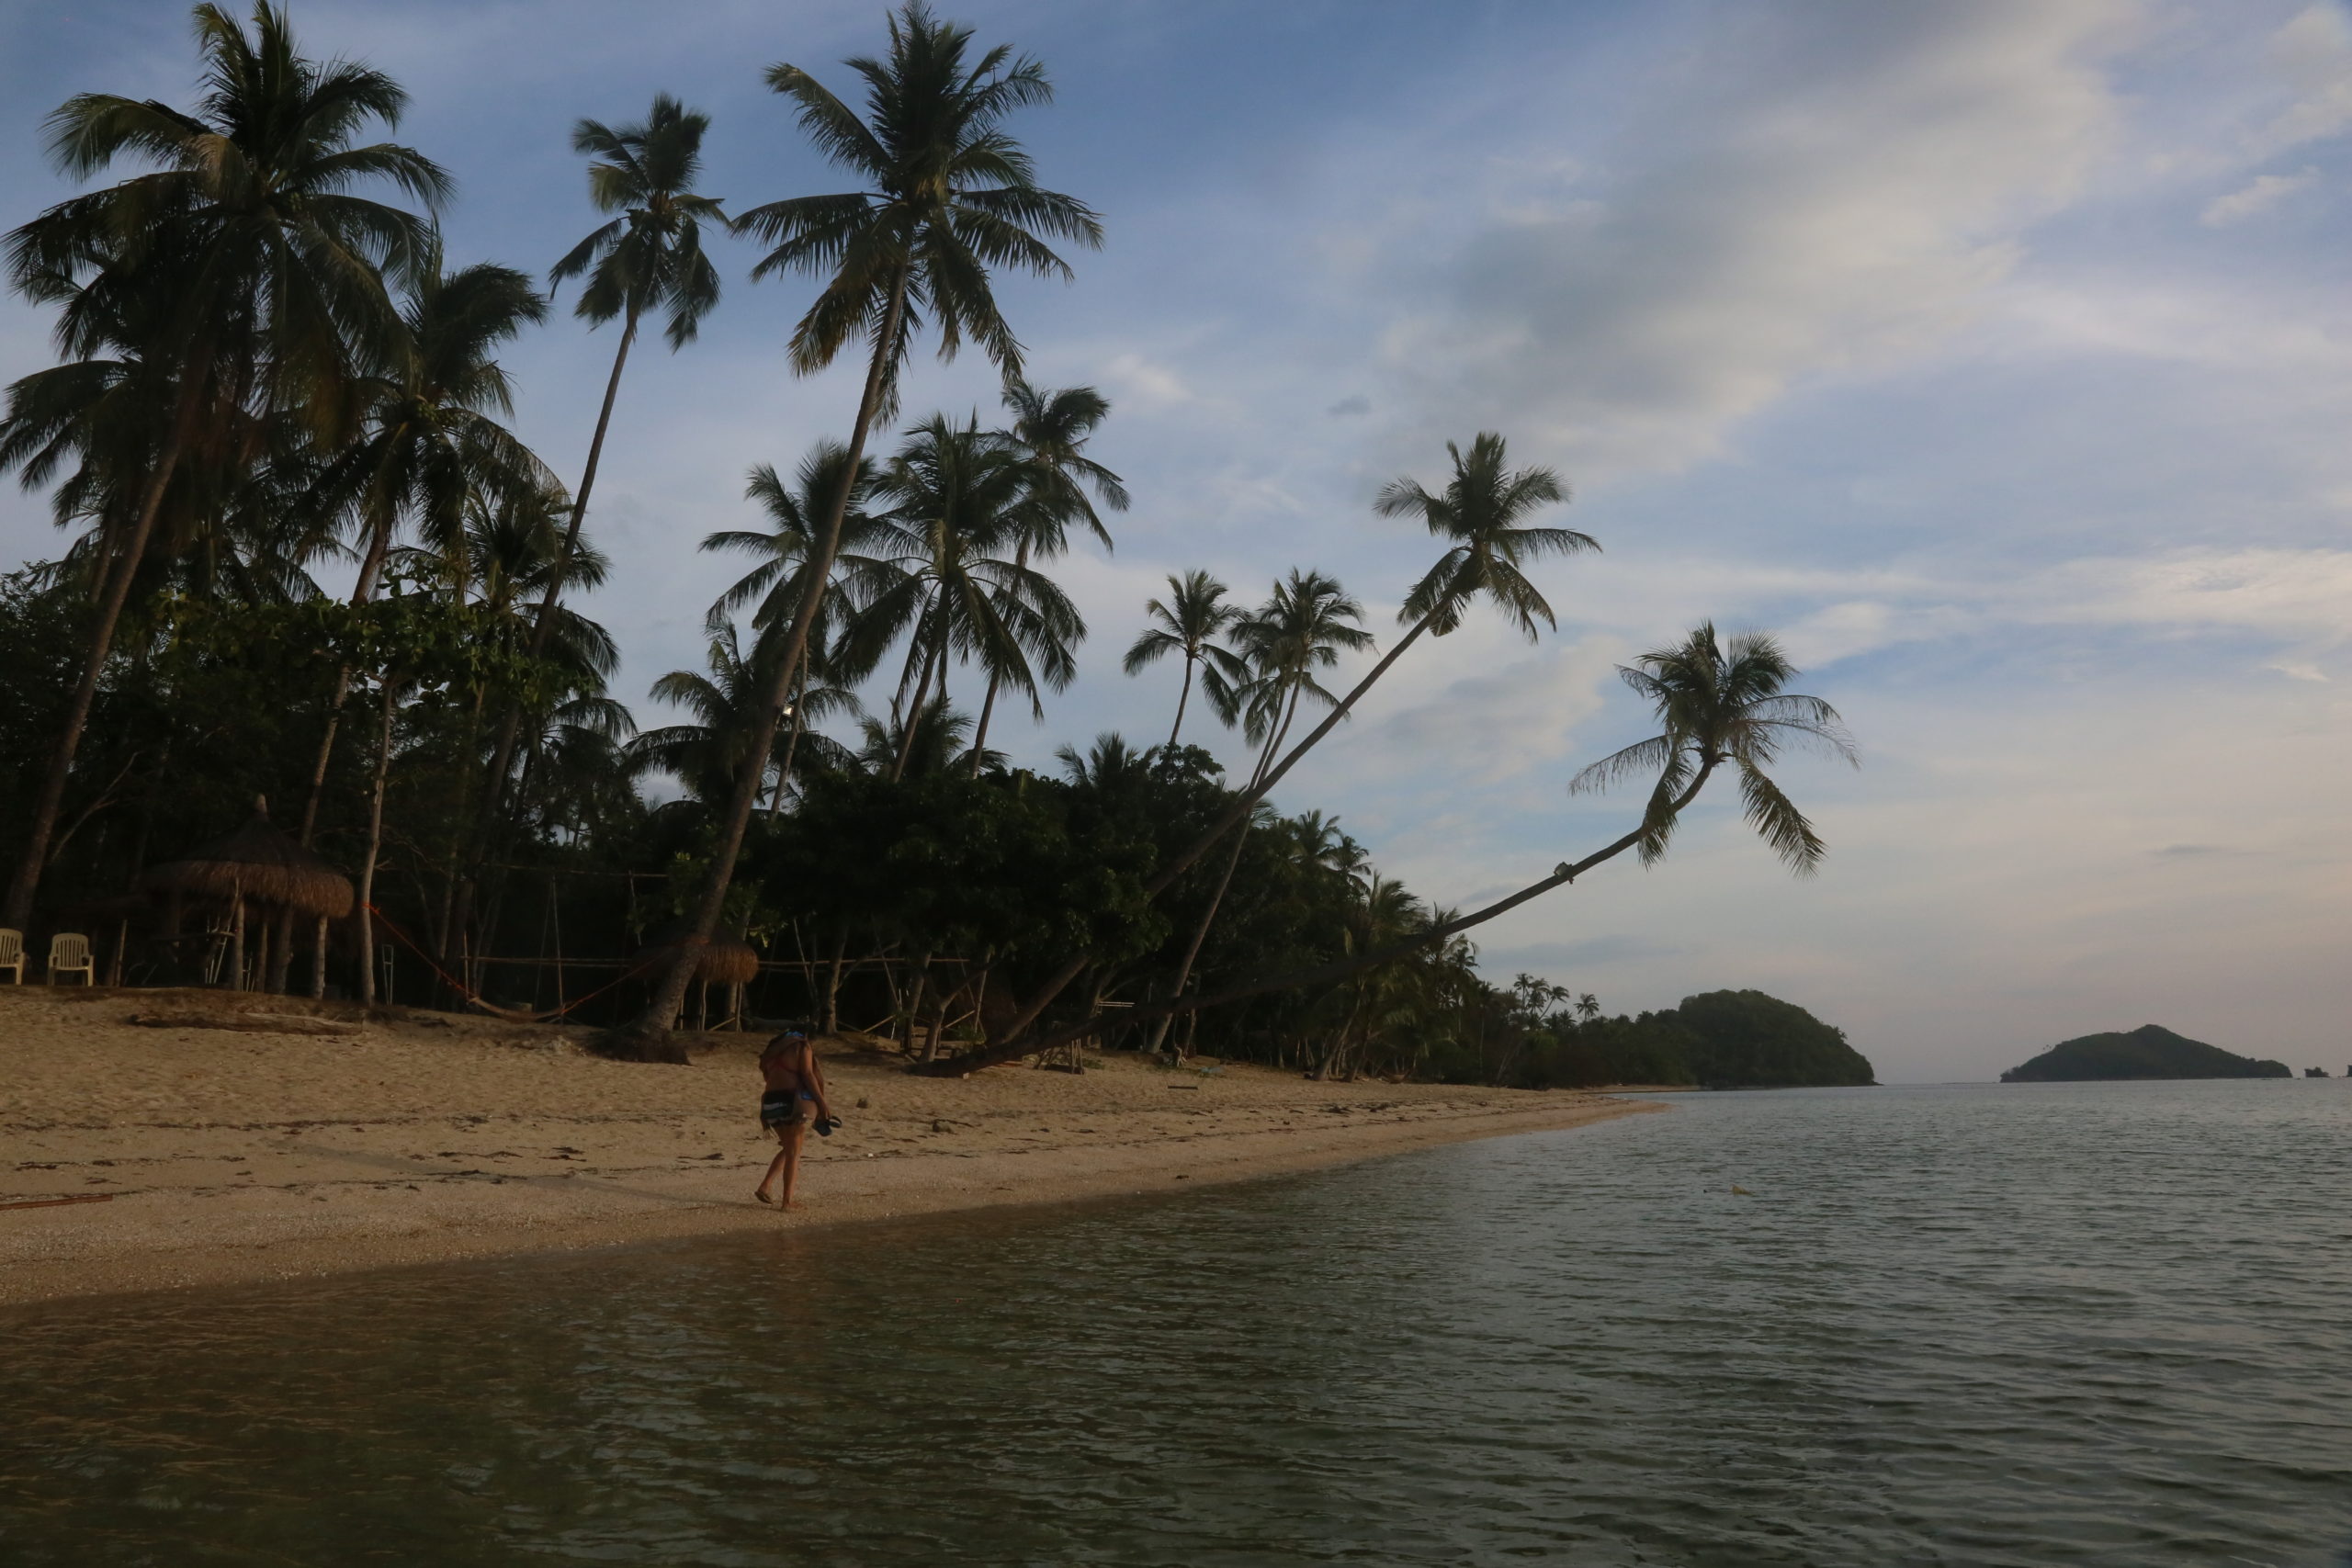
left=1500, top=988, right=1875, bottom=1089
left=2000, top=1025, right=2290, bottom=1082
left=1670, top=990, right=1878, bottom=1089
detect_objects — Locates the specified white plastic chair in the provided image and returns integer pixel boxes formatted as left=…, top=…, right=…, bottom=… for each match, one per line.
left=47, top=932, right=95, bottom=986
left=0, top=929, right=23, bottom=984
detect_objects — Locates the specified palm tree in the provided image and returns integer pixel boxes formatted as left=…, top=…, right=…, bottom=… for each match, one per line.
left=1134, top=623, right=1856, bottom=1032
left=1145, top=570, right=1371, bottom=1055
left=701, top=442, right=884, bottom=811
left=475, top=94, right=726, bottom=843
left=982, top=434, right=1590, bottom=1057
left=1123, top=570, right=1247, bottom=750
left=846, top=414, right=1082, bottom=782
left=294, top=251, right=555, bottom=846
left=629, top=626, right=799, bottom=809
left=969, top=379, right=1124, bottom=764
left=627, top=1, right=1101, bottom=1048
left=536, top=95, right=723, bottom=631
left=1, top=0, right=447, bottom=928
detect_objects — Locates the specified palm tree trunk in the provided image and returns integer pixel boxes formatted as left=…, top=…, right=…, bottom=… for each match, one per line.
left=953, top=759, right=1724, bottom=1073
left=629, top=272, right=910, bottom=1049
left=470, top=306, right=640, bottom=900
left=288, top=502, right=400, bottom=900
left=3, top=405, right=196, bottom=931
left=978, top=615, right=1442, bottom=1057
left=1143, top=690, right=1294, bottom=1055
left=889, top=624, right=944, bottom=784
left=822, top=924, right=849, bottom=1035
left=968, top=542, right=1030, bottom=773
left=766, top=656, right=808, bottom=823
left=1167, top=653, right=1194, bottom=750
left=357, top=679, right=398, bottom=1007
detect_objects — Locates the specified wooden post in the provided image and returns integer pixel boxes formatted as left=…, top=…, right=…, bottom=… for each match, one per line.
left=228, top=886, right=246, bottom=992
left=311, top=915, right=329, bottom=1000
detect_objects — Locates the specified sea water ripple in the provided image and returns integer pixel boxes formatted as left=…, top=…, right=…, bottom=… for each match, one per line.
left=2, top=1080, right=2347, bottom=1565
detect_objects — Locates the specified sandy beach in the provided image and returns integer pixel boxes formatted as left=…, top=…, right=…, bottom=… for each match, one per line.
left=0, top=987, right=1657, bottom=1307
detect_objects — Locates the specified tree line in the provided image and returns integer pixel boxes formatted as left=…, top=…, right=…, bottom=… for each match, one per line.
left=0, top=1, right=1856, bottom=1074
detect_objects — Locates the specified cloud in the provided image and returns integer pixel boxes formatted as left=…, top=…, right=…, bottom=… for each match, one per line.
left=2200, top=166, right=2319, bottom=224
left=2254, top=3, right=2352, bottom=155
left=1354, top=637, right=1622, bottom=785
left=1326, top=394, right=1371, bottom=417
left=1384, top=0, right=2129, bottom=478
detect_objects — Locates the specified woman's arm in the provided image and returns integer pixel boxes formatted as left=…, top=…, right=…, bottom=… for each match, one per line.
left=804, top=1043, right=833, bottom=1122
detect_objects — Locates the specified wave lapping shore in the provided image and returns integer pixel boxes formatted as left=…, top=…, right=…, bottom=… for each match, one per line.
left=0, top=988, right=1653, bottom=1306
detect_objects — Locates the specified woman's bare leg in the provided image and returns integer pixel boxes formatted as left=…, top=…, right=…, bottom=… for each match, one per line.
left=755, top=1122, right=807, bottom=1207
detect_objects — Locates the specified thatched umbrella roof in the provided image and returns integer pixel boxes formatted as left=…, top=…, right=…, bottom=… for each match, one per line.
left=141, top=798, right=355, bottom=919
left=632, top=935, right=761, bottom=987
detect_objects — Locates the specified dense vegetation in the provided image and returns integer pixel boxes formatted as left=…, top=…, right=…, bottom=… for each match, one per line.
left=1447, top=985, right=1873, bottom=1089
left=0, top=2, right=1857, bottom=1075
left=2000, top=1025, right=2290, bottom=1082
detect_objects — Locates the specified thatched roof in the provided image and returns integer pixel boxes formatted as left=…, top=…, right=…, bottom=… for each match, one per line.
left=633, top=935, right=761, bottom=986
left=141, top=800, right=356, bottom=919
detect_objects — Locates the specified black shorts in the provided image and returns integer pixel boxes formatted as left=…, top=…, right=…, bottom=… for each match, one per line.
left=761, top=1090, right=811, bottom=1129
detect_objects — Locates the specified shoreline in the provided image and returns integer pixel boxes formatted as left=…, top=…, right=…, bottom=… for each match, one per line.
left=1, top=987, right=1660, bottom=1309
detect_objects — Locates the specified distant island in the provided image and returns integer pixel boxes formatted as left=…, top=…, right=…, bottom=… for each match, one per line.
left=2000, top=1024, right=2290, bottom=1082
left=1510, top=988, right=1877, bottom=1089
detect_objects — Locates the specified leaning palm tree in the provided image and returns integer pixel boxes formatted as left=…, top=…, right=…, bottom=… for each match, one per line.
left=624, top=1, right=1101, bottom=1049
left=0, top=0, right=447, bottom=928
left=1130, top=623, right=1856, bottom=1039
left=1145, top=570, right=1372, bottom=1055
left=1123, top=570, right=1248, bottom=750
left=984, top=433, right=1592, bottom=1055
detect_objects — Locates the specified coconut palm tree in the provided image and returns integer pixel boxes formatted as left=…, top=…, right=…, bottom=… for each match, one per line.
left=1142, top=623, right=1856, bottom=1030
left=841, top=414, right=1083, bottom=783
left=538, top=95, right=723, bottom=627
left=1144, top=570, right=1372, bottom=1055
left=969, top=380, right=1124, bottom=764
left=294, top=251, right=556, bottom=846
left=1, top=0, right=447, bottom=928
left=982, top=434, right=1590, bottom=1057
left=1123, top=570, right=1247, bottom=750
left=474, top=93, right=726, bottom=850
left=629, top=626, right=800, bottom=809
left=627, top=1, right=1101, bottom=1048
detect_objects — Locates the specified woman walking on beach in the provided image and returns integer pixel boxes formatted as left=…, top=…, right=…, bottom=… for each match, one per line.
left=755, top=1030, right=833, bottom=1209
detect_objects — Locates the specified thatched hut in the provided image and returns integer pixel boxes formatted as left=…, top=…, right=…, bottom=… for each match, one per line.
left=630, top=935, right=762, bottom=1031
left=142, top=799, right=355, bottom=994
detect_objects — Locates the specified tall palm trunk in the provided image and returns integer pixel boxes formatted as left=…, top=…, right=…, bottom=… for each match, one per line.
left=469, top=305, right=641, bottom=918
left=631, top=274, right=910, bottom=1048
left=1166, top=651, right=1195, bottom=751
left=968, top=540, right=1029, bottom=773
left=988, top=604, right=1449, bottom=1055
left=3, top=381, right=202, bottom=930
left=356, top=677, right=398, bottom=1006
left=1144, top=687, right=1295, bottom=1055
left=766, top=655, right=808, bottom=823
left=890, top=630, right=944, bottom=783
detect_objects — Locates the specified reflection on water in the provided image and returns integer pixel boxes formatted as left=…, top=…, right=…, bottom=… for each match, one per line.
left=4, top=1082, right=2350, bottom=1565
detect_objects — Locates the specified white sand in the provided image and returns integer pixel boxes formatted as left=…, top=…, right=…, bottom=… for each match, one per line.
left=0, top=987, right=1658, bottom=1305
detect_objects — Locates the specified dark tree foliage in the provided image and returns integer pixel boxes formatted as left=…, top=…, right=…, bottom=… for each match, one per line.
left=2000, top=1024, right=2289, bottom=1082
left=1488, top=988, right=1873, bottom=1089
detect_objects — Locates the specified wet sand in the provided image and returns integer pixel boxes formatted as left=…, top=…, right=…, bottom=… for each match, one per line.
left=0, top=987, right=1659, bottom=1306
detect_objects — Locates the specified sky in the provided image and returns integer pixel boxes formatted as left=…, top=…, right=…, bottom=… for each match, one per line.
left=2, top=0, right=2347, bottom=1082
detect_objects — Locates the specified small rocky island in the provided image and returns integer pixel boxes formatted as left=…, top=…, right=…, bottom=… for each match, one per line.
left=2000, top=1024, right=2290, bottom=1082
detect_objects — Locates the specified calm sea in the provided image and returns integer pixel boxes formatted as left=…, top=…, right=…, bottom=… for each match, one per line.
left=4, top=1081, right=2347, bottom=1566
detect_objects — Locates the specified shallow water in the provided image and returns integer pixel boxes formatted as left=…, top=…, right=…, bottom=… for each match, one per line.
left=4, top=1080, right=2349, bottom=1566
